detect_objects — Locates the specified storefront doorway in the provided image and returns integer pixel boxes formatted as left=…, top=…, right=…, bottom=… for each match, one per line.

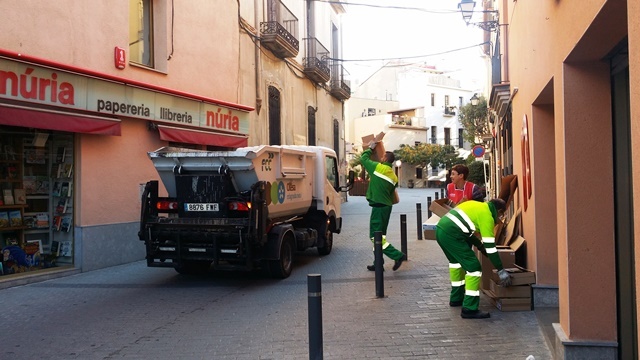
left=610, top=39, right=637, bottom=360
left=0, top=126, right=75, bottom=276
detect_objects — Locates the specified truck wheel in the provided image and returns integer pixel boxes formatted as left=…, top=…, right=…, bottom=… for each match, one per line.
left=317, top=225, right=333, bottom=256
left=175, top=261, right=211, bottom=275
left=269, top=236, right=294, bottom=279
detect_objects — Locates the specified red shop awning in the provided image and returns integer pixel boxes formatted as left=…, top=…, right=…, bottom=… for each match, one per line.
left=158, top=124, right=248, bottom=148
left=0, top=104, right=121, bottom=135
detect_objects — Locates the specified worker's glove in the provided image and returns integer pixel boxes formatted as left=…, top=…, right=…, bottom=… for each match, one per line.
left=368, top=140, right=377, bottom=150
left=497, top=269, right=511, bottom=287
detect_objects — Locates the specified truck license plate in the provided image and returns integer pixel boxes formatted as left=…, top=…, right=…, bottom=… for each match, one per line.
left=184, top=203, right=219, bottom=211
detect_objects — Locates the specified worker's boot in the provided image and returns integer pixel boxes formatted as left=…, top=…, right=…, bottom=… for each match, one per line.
left=392, top=256, right=405, bottom=271
left=460, top=308, right=490, bottom=319
left=367, top=263, right=383, bottom=271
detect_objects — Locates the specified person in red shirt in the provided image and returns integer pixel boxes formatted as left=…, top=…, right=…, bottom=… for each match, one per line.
left=447, top=164, right=484, bottom=205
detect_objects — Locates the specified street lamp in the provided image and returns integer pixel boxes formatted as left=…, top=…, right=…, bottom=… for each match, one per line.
left=470, top=93, right=479, bottom=106
left=457, top=0, right=475, bottom=23
left=457, top=0, right=499, bottom=32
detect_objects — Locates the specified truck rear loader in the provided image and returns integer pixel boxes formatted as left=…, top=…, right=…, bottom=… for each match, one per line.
left=138, top=145, right=353, bottom=278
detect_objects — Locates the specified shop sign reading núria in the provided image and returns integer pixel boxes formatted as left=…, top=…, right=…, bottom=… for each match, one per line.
left=0, top=58, right=248, bottom=135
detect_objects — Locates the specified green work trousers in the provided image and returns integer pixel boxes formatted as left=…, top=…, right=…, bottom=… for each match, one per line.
left=369, top=205, right=404, bottom=262
left=435, top=227, right=482, bottom=311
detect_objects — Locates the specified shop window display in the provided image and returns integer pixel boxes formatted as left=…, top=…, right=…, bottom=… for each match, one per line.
left=0, top=128, right=74, bottom=276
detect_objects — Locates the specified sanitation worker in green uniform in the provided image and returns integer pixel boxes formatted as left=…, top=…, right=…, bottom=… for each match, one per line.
left=360, top=144, right=405, bottom=271
left=435, top=199, right=512, bottom=319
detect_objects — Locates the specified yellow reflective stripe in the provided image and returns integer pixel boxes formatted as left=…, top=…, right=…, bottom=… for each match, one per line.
left=465, top=289, right=480, bottom=297
left=372, top=245, right=392, bottom=250
left=449, top=263, right=462, bottom=269
left=373, top=170, right=396, bottom=186
left=456, top=209, right=476, bottom=233
left=482, top=237, right=495, bottom=244
left=451, top=280, right=465, bottom=287
left=486, top=248, right=497, bottom=254
left=467, top=271, right=482, bottom=277
left=370, top=235, right=391, bottom=249
left=446, top=213, right=470, bottom=234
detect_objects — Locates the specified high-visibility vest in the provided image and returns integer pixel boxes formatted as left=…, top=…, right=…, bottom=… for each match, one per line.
left=447, top=181, right=475, bottom=205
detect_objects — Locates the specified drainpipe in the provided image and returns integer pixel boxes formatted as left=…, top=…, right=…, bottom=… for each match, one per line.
left=254, top=0, right=262, bottom=115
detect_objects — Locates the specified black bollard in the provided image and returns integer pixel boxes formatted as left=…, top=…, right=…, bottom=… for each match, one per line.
left=416, top=204, right=423, bottom=240
left=400, top=214, right=408, bottom=259
left=374, top=231, right=384, bottom=298
left=435, top=192, right=439, bottom=200
left=427, top=196, right=432, bottom=218
left=441, top=188, right=445, bottom=199
left=308, top=274, right=323, bottom=360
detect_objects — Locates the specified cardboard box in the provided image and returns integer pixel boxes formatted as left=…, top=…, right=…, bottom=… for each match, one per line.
left=493, top=219, right=505, bottom=244
left=478, top=236, right=525, bottom=290
left=500, top=209, right=521, bottom=246
left=422, top=214, right=440, bottom=240
left=362, top=132, right=386, bottom=161
left=485, top=289, right=532, bottom=311
left=498, top=175, right=515, bottom=202
left=499, top=174, right=518, bottom=211
left=429, top=198, right=453, bottom=217
left=491, top=265, right=536, bottom=286
left=489, top=279, right=531, bottom=298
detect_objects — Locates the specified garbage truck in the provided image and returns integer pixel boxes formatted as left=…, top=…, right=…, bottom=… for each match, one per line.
left=138, top=145, right=353, bottom=278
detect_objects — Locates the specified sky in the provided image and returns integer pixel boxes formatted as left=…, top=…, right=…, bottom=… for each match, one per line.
left=338, top=0, right=488, bottom=92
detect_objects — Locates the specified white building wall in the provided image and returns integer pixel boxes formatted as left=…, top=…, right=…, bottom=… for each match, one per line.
left=398, top=71, right=473, bottom=147
left=348, top=64, right=475, bottom=148
left=344, top=97, right=398, bottom=151
left=351, top=116, right=427, bottom=154
left=346, top=62, right=476, bottom=185
left=351, top=65, right=403, bottom=101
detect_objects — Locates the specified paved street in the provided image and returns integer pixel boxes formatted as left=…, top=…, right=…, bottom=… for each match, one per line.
left=0, top=187, right=552, bottom=360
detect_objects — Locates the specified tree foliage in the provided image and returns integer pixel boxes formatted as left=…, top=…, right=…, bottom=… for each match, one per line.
left=349, top=143, right=467, bottom=180
left=458, top=95, right=489, bottom=145
left=348, top=153, right=365, bottom=179
left=466, top=159, right=488, bottom=186
left=393, top=143, right=463, bottom=170
left=348, top=152, right=362, bottom=168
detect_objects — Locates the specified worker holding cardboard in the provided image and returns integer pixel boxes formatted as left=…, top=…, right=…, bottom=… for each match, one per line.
left=435, top=199, right=511, bottom=319
left=361, top=139, right=405, bottom=271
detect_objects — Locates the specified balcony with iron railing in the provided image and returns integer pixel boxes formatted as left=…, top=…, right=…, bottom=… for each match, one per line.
left=444, top=106, right=456, bottom=116
left=391, top=116, right=428, bottom=127
left=260, top=0, right=299, bottom=59
left=330, top=62, right=350, bottom=100
left=303, top=37, right=330, bottom=84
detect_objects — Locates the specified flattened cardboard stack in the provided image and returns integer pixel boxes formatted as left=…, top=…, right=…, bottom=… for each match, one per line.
left=478, top=234, right=524, bottom=291
left=486, top=265, right=536, bottom=311
left=478, top=209, right=522, bottom=290
left=480, top=207, right=535, bottom=312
